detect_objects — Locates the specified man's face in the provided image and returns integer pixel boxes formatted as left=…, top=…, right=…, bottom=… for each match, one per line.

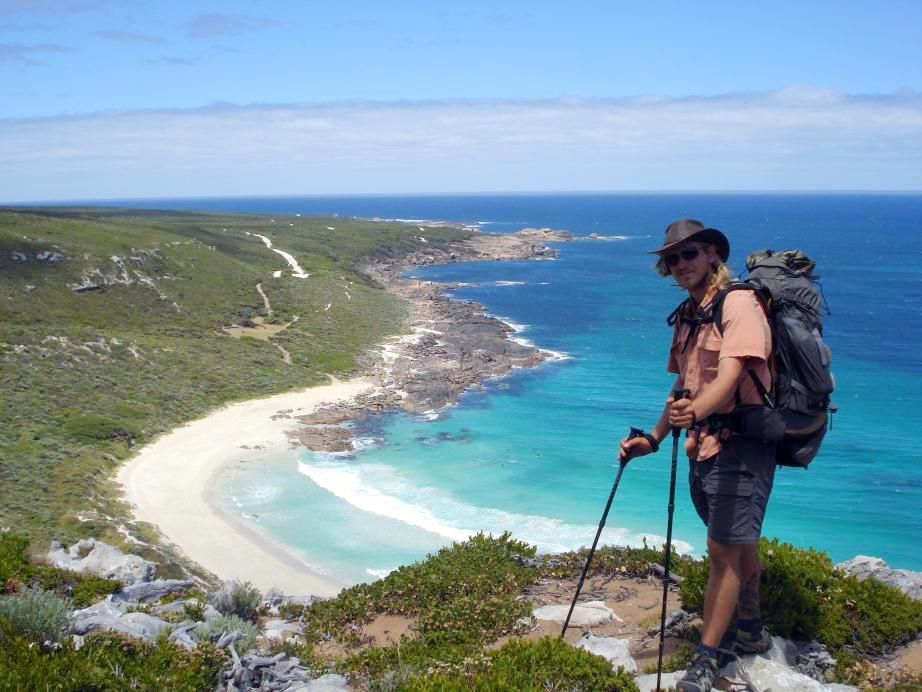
left=663, top=241, right=715, bottom=292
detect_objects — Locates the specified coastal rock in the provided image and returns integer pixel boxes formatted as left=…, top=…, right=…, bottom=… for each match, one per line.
left=46, top=538, right=156, bottom=586
left=263, top=617, right=304, bottom=642
left=296, top=406, right=365, bottom=425
left=574, top=634, right=636, bottom=673
left=634, top=671, right=683, bottom=691
left=836, top=555, right=922, bottom=600
left=72, top=596, right=172, bottom=641
left=113, top=578, right=194, bottom=603
left=724, top=655, right=858, bottom=691
left=533, top=601, right=617, bottom=627
left=288, top=425, right=353, bottom=453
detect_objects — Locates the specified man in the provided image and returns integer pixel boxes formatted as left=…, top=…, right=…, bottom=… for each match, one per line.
left=619, top=219, right=775, bottom=692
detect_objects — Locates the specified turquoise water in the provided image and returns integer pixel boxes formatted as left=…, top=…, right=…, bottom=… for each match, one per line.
left=122, top=193, right=922, bottom=581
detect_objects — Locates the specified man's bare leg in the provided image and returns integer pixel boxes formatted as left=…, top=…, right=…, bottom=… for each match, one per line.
left=737, top=543, right=762, bottom=620
left=699, top=538, right=745, bottom=647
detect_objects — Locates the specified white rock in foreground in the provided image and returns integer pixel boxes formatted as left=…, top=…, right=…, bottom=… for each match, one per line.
left=836, top=555, right=922, bottom=600
left=532, top=600, right=619, bottom=627
left=575, top=633, right=636, bottom=673
left=46, top=538, right=155, bottom=586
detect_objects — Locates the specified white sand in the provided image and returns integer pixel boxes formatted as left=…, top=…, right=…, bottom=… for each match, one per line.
left=117, top=378, right=374, bottom=597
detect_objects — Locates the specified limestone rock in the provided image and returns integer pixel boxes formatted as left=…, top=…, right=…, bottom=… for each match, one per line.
left=72, top=596, right=172, bottom=642
left=634, top=670, right=682, bottom=691
left=263, top=617, right=304, bottom=642
left=574, top=633, right=636, bottom=673
left=836, top=555, right=922, bottom=600
left=114, top=579, right=195, bottom=603
left=47, top=539, right=155, bottom=586
left=532, top=600, right=618, bottom=627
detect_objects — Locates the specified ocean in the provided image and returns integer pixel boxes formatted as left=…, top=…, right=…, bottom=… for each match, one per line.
left=111, top=193, right=922, bottom=580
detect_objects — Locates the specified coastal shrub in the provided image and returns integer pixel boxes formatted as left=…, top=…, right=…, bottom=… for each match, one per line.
left=0, top=531, right=30, bottom=585
left=302, top=532, right=537, bottom=648
left=194, top=614, right=259, bottom=652
left=71, top=575, right=122, bottom=608
left=0, top=586, right=74, bottom=644
left=540, top=539, right=696, bottom=581
left=62, top=413, right=140, bottom=444
left=208, top=579, right=262, bottom=621
left=0, top=628, right=225, bottom=690
left=399, top=636, right=639, bottom=691
left=678, top=538, right=922, bottom=657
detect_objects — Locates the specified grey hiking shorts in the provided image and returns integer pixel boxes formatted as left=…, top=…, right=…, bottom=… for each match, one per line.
left=688, top=436, right=776, bottom=545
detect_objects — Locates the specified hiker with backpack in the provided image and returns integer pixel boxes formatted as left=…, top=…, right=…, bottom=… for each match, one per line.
left=619, top=219, right=779, bottom=692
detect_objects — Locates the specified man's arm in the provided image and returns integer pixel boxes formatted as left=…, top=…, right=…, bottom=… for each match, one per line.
left=669, top=357, right=746, bottom=428
left=619, top=376, right=682, bottom=461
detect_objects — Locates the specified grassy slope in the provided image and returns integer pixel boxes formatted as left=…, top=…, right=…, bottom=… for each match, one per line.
left=0, top=207, right=472, bottom=555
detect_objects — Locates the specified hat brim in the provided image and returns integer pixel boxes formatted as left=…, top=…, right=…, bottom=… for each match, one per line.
left=648, top=228, right=730, bottom=262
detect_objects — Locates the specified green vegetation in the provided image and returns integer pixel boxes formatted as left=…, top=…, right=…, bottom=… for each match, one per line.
left=208, top=579, right=262, bottom=621
left=401, top=637, right=639, bottom=691
left=0, top=586, right=73, bottom=644
left=0, top=207, right=472, bottom=554
left=0, top=628, right=225, bottom=691
left=194, top=614, right=259, bottom=652
left=678, top=537, right=922, bottom=669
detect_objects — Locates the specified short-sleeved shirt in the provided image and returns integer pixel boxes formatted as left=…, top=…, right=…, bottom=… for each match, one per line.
left=667, top=287, right=772, bottom=461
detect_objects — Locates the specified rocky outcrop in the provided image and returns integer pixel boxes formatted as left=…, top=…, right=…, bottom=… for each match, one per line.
left=836, top=555, right=922, bottom=600
left=46, top=538, right=156, bottom=586
left=533, top=600, right=619, bottom=628
left=288, top=228, right=571, bottom=453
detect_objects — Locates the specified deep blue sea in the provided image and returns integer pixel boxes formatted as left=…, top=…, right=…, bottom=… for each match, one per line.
left=109, top=194, right=922, bottom=579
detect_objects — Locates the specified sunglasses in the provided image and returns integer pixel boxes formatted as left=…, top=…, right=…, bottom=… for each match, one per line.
left=663, top=247, right=701, bottom=267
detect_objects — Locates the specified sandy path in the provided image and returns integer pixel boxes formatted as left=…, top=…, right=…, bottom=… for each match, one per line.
left=117, top=378, right=374, bottom=596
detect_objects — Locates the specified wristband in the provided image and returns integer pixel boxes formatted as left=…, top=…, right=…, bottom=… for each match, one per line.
left=643, top=433, right=660, bottom=453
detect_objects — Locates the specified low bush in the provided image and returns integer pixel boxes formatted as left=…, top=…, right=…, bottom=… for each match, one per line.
left=208, top=579, right=262, bottom=621
left=400, top=636, right=639, bottom=691
left=0, top=627, right=225, bottom=690
left=0, top=586, right=74, bottom=644
left=678, top=538, right=922, bottom=658
left=194, top=614, right=259, bottom=652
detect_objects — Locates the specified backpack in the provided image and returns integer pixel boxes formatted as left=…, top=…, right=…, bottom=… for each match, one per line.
left=669, top=249, right=836, bottom=468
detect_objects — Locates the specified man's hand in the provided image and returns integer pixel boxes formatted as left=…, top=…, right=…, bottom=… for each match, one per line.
left=618, top=435, right=654, bottom=463
left=669, top=396, right=697, bottom=429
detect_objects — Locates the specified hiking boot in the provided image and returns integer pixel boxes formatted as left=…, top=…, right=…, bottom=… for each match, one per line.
left=734, top=625, right=773, bottom=654
left=676, top=650, right=720, bottom=692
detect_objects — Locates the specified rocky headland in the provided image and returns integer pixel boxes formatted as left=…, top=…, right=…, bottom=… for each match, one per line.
left=287, top=227, right=571, bottom=453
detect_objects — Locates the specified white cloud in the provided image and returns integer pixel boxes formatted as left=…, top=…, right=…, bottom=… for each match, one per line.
left=1, top=86, right=920, bottom=201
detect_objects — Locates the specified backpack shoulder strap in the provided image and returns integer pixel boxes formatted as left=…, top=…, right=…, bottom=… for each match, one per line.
left=666, top=297, right=690, bottom=327
left=712, top=283, right=764, bottom=336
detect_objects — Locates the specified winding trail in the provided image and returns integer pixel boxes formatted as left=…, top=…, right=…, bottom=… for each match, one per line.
left=256, top=282, right=272, bottom=316
left=245, top=231, right=310, bottom=278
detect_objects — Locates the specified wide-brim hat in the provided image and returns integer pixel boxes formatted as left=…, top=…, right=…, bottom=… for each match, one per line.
left=648, top=218, right=730, bottom=262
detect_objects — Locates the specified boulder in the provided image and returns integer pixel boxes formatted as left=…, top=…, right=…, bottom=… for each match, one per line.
left=114, top=578, right=194, bottom=603
left=300, top=674, right=350, bottom=690
left=72, top=596, right=172, bottom=642
left=836, top=555, right=922, bottom=600
left=532, top=600, right=619, bottom=628
left=263, top=617, right=304, bottom=642
left=47, top=539, right=155, bottom=586
left=634, top=670, right=682, bottom=691
left=725, top=655, right=859, bottom=691
left=574, top=634, right=636, bottom=673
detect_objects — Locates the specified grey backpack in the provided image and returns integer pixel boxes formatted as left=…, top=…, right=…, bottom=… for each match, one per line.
left=714, top=250, right=836, bottom=468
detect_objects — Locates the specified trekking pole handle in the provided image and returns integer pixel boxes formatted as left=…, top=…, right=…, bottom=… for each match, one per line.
left=671, top=389, right=690, bottom=439
left=628, top=426, right=645, bottom=440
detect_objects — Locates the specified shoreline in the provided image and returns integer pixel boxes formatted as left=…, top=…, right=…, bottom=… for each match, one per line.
left=117, top=378, right=374, bottom=596
left=118, top=225, right=574, bottom=596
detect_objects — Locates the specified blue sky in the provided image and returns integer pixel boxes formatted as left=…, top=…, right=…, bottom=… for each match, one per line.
left=2, top=1, right=921, bottom=200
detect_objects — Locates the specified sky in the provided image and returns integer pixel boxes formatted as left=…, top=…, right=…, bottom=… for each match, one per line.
left=2, top=1, right=921, bottom=201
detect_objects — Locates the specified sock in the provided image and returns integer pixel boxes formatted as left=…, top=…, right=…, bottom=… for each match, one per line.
left=736, top=617, right=762, bottom=637
left=695, top=643, right=720, bottom=661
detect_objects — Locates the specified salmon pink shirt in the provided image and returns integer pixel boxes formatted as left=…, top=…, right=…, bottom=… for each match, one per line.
left=667, top=288, right=772, bottom=461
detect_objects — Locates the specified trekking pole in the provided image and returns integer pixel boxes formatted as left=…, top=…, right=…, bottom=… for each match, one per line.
left=559, top=427, right=645, bottom=638
left=656, top=388, right=690, bottom=692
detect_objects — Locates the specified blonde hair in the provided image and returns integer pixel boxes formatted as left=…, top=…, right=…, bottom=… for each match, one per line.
left=655, top=242, right=733, bottom=290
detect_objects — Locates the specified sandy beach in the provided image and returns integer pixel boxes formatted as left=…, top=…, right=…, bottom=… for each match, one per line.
left=117, top=226, right=570, bottom=598
left=117, top=378, right=374, bottom=597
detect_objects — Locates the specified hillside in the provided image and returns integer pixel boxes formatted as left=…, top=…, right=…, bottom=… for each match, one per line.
left=0, top=207, right=472, bottom=564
